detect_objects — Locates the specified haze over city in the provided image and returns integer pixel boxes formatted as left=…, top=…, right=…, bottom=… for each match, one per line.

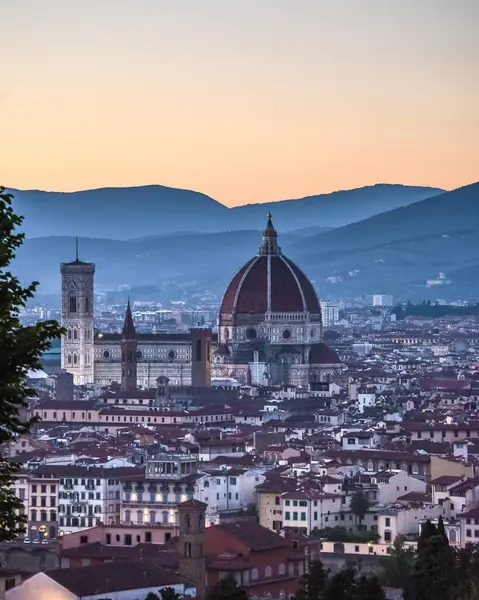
left=2, top=0, right=479, bottom=205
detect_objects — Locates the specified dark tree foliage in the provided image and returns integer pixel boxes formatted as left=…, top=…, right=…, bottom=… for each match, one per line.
left=310, top=526, right=380, bottom=543
left=408, top=520, right=457, bottom=600
left=295, top=562, right=385, bottom=600
left=0, top=186, right=63, bottom=540
left=437, top=516, right=449, bottom=546
left=393, top=301, right=479, bottom=320
left=353, top=574, right=386, bottom=600
left=380, top=535, right=415, bottom=591
left=295, top=560, right=329, bottom=600
left=206, top=577, right=248, bottom=600
left=160, top=588, right=183, bottom=600
left=349, top=491, right=370, bottom=529
left=323, top=329, right=341, bottom=341
left=322, top=567, right=357, bottom=600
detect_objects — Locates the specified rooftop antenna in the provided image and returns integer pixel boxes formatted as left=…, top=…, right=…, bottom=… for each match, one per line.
left=75, top=236, right=79, bottom=261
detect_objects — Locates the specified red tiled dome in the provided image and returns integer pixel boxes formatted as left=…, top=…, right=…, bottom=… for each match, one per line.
left=309, top=343, right=341, bottom=365
left=220, top=254, right=321, bottom=315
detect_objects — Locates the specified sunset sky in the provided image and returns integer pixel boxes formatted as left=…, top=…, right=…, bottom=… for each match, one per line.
left=2, top=0, right=478, bottom=206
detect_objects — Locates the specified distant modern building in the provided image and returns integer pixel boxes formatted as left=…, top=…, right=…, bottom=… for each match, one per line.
left=371, top=294, right=394, bottom=307
left=320, top=301, right=339, bottom=327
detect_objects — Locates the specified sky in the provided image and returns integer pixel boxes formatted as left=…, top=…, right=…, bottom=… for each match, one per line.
left=1, top=0, right=478, bottom=206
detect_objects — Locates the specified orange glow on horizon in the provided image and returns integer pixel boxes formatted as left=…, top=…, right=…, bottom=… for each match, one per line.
left=1, top=0, right=478, bottom=207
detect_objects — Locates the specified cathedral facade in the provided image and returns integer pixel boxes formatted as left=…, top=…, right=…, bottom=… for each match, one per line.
left=60, top=215, right=340, bottom=388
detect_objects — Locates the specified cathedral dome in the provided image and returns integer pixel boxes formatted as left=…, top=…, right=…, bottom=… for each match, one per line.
left=220, top=214, right=321, bottom=317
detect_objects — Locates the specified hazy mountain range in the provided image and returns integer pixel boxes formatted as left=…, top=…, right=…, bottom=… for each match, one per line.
left=8, top=182, right=479, bottom=301
left=9, top=183, right=442, bottom=239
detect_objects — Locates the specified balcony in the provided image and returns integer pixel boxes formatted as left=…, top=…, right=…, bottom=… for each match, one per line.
left=122, top=520, right=178, bottom=528
left=122, top=499, right=179, bottom=507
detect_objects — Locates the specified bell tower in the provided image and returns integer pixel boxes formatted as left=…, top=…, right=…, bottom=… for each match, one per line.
left=190, top=328, right=212, bottom=388
left=60, top=240, right=95, bottom=385
left=178, top=499, right=207, bottom=600
left=121, top=300, right=137, bottom=392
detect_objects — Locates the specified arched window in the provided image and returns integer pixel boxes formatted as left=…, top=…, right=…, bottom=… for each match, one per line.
left=265, top=565, right=272, bottom=578
left=251, top=569, right=259, bottom=580
left=85, top=296, right=90, bottom=314
left=224, top=327, right=229, bottom=340
left=278, top=563, right=286, bottom=575
left=196, top=339, right=202, bottom=361
left=69, top=294, right=77, bottom=314
left=67, top=327, right=72, bottom=340
left=73, top=353, right=78, bottom=365
left=185, top=514, right=191, bottom=531
left=67, top=353, right=72, bottom=366
left=73, top=327, right=78, bottom=340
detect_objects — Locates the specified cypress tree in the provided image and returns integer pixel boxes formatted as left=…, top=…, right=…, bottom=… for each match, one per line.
left=409, top=520, right=457, bottom=600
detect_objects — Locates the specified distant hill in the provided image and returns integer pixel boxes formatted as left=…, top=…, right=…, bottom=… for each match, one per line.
left=290, top=182, right=479, bottom=298
left=228, top=184, right=444, bottom=231
left=9, top=185, right=229, bottom=240
left=7, top=183, right=443, bottom=239
left=12, top=181, right=477, bottom=302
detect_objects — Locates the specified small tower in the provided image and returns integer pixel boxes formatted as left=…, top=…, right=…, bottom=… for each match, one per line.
left=190, top=328, right=212, bottom=388
left=177, top=499, right=207, bottom=600
left=121, top=300, right=137, bottom=392
left=60, top=240, right=95, bottom=385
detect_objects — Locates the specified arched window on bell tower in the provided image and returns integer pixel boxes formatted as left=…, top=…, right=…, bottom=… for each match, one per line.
left=69, top=294, right=77, bottom=314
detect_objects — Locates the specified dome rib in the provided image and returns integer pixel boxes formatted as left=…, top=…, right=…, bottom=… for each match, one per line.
left=233, top=256, right=262, bottom=312
left=220, top=257, right=257, bottom=315
left=279, top=255, right=307, bottom=312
